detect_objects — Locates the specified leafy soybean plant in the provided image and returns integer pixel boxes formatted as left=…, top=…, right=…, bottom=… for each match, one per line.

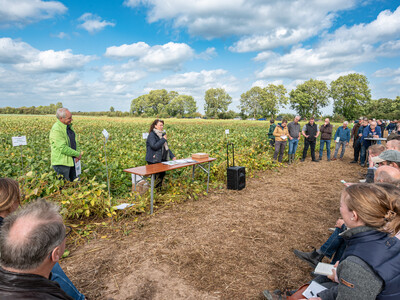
left=1, top=116, right=278, bottom=219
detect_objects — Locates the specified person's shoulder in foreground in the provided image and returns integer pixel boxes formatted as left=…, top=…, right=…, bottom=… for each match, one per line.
left=0, top=199, right=73, bottom=300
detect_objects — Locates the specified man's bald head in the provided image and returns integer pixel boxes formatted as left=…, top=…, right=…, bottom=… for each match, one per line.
left=375, top=165, right=400, bottom=187
left=0, top=199, right=65, bottom=271
left=387, top=140, right=400, bottom=151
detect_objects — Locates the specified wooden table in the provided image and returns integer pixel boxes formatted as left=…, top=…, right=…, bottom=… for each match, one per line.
left=123, top=157, right=216, bottom=214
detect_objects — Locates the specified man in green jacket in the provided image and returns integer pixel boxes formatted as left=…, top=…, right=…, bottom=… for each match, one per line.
left=268, top=119, right=276, bottom=147
left=49, top=108, right=82, bottom=181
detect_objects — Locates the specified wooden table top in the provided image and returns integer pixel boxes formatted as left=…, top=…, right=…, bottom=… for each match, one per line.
left=123, top=157, right=217, bottom=176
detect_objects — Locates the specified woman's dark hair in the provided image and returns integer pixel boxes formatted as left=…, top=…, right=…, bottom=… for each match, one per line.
left=149, top=119, right=164, bottom=133
left=282, top=119, right=287, bottom=124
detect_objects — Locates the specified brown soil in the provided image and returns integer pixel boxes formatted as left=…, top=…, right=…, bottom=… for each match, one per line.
left=62, top=148, right=364, bottom=300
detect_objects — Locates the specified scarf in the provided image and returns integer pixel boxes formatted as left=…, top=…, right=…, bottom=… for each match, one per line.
left=153, top=129, right=169, bottom=151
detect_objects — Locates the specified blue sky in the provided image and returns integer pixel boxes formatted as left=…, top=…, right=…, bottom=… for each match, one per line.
left=0, top=0, right=399, bottom=114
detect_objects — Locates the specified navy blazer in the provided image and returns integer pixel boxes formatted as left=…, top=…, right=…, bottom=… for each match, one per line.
left=145, top=131, right=175, bottom=164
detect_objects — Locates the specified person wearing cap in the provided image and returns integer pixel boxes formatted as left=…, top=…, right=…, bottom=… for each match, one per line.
left=50, top=108, right=83, bottom=182
left=371, top=150, right=400, bottom=170
left=365, top=144, right=386, bottom=183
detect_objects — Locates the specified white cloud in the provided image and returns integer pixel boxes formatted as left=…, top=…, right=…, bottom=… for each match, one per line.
left=105, top=42, right=150, bottom=58
left=256, top=7, right=400, bottom=80
left=124, top=0, right=356, bottom=51
left=0, top=38, right=95, bottom=72
left=78, top=13, right=115, bottom=33
left=373, top=67, right=400, bottom=78
left=105, top=41, right=195, bottom=71
left=251, top=80, right=283, bottom=88
left=196, top=47, right=217, bottom=60
left=101, top=62, right=147, bottom=83
left=0, top=0, right=67, bottom=26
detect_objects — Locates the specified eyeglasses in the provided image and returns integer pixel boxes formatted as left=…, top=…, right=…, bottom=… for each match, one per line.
left=48, top=225, right=72, bottom=259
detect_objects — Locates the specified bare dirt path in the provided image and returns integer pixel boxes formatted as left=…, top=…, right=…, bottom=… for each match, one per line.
left=62, top=148, right=364, bottom=300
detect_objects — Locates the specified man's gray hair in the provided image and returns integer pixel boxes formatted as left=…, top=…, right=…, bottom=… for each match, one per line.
left=343, top=121, right=348, bottom=125
left=56, top=108, right=69, bottom=119
left=0, top=199, right=65, bottom=270
left=375, top=166, right=400, bottom=187
left=295, top=115, right=301, bottom=120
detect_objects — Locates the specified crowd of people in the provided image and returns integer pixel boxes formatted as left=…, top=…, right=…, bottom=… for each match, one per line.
left=264, top=116, right=400, bottom=300
left=1, top=109, right=399, bottom=299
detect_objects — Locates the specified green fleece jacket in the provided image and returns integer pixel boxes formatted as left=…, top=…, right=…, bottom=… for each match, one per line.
left=49, top=120, right=80, bottom=167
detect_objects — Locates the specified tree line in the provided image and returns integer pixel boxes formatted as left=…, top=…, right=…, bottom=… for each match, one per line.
left=1, top=73, right=399, bottom=120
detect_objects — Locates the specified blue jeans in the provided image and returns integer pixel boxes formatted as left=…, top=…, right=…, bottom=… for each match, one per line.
left=288, top=138, right=299, bottom=154
left=333, top=141, right=346, bottom=159
left=51, top=262, right=85, bottom=300
left=360, top=145, right=367, bottom=164
left=319, top=140, right=331, bottom=159
left=319, top=226, right=346, bottom=264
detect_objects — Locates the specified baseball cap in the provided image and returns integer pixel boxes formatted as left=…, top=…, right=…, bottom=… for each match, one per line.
left=371, top=150, right=400, bottom=163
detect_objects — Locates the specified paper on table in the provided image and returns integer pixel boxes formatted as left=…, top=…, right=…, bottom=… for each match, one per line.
left=114, top=203, right=134, bottom=210
left=302, top=281, right=327, bottom=299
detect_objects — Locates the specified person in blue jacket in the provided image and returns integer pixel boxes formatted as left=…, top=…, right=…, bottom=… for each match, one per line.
left=360, top=121, right=382, bottom=167
left=332, top=121, right=351, bottom=160
left=145, top=119, right=176, bottom=189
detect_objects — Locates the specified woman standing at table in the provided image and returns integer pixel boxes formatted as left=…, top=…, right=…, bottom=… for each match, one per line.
left=145, top=119, right=176, bottom=189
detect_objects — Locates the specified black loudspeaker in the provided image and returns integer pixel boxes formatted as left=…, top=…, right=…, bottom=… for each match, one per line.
left=227, top=166, right=246, bottom=190
left=226, top=143, right=246, bottom=190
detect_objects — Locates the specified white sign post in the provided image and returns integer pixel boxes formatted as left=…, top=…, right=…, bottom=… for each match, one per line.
left=102, top=129, right=111, bottom=209
left=12, top=136, right=27, bottom=176
left=142, top=132, right=149, bottom=140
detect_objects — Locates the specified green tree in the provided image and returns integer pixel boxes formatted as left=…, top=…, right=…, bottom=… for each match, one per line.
left=330, top=73, right=371, bottom=120
left=239, top=86, right=264, bottom=119
left=110, top=106, right=115, bottom=112
left=204, top=88, right=232, bottom=118
left=262, top=84, right=288, bottom=118
left=147, top=89, right=170, bottom=115
left=130, top=95, right=149, bottom=115
left=289, top=79, right=329, bottom=118
left=166, top=95, right=197, bottom=117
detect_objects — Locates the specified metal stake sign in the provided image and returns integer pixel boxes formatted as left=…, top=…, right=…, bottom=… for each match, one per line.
left=102, top=129, right=111, bottom=208
left=12, top=136, right=27, bottom=177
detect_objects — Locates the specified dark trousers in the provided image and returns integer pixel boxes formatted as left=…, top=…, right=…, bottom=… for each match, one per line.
left=269, top=139, right=275, bottom=147
left=302, top=139, right=316, bottom=160
left=273, top=140, right=287, bottom=162
left=147, top=162, right=166, bottom=189
left=353, top=139, right=361, bottom=162
left=53, top=165, right=76, bottom=182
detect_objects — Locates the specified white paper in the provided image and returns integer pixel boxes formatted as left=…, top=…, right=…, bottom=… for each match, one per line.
left=12, top=136, right=27, bottom=147
left=302, top=281, right=327, bottom=299
left=142, top=132, right=149, bottom=139
left=114, top=203, right=134, bottom=210
left=225, top=129, right=229, bottom=134
left=102, top=129, right=109, bottom=141
left=314, top=262, right=336, bottom=277
left=75, top=160, right=82, bottom=176
left=132, top=174, right=143, bottom=183
left=280, top=135, right=287, bottom=140
left=335, top=137, right=340, bottom=142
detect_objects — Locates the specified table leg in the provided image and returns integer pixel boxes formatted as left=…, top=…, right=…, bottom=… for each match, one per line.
left=192, top=165, right=195, bottom=181
left=134, top=174, right=137, bottom=201
left=207, top=162, right=210, bottom=193
left=150, top=174, right=155, bottom=214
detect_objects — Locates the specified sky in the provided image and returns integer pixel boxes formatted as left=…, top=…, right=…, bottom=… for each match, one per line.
left=0, top=0, right=399, bottom=114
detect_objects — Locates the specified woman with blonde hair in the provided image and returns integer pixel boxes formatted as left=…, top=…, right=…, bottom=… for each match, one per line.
left=308, top=183, right=400, bottom=300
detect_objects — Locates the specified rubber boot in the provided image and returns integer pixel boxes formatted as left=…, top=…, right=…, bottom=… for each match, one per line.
left=293, top=249, right=324, bottom=268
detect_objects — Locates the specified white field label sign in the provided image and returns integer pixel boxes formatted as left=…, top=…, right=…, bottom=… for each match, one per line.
left=12, top=136, right=27, bottom=147
left=225, top=129, right=230, bottom=134
left=102, top=129, right=109, bottom=141
left=142, top=132, right=149, bottom=139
